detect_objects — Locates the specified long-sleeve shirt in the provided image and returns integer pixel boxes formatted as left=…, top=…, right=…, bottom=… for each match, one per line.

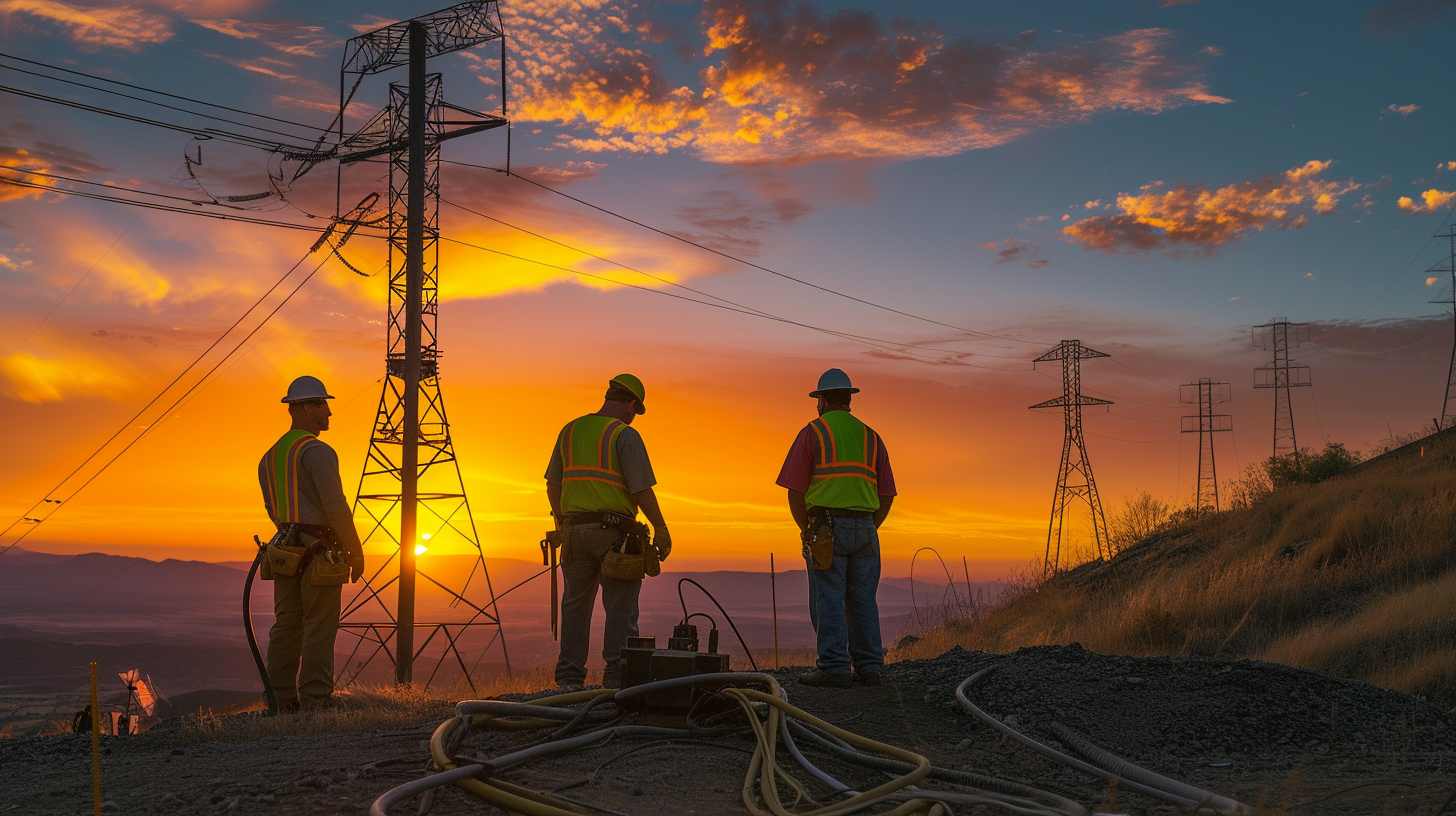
left=257, top=437, right=364, bottom=554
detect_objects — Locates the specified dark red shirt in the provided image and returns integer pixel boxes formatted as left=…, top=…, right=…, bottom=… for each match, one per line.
left=775, top=420, right=896, bottom=496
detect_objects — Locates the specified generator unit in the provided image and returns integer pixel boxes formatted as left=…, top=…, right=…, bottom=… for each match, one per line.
left=619, top=624, right=732, bottom=726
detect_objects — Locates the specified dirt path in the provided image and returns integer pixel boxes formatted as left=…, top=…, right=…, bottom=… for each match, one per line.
left=3, top=647, right=1453, bottom=815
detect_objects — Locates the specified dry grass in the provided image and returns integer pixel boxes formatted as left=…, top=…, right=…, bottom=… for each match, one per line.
left=177, top=667, right=560, bottom=743
left=893, top=429, right=1456, bottom=709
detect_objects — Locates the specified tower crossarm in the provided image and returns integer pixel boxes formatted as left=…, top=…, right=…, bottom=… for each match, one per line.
left=344, top=0, right=505, bottom=76
left=1033, top=341, right=1111, bottom=364
left=1029, top=395, right=1113, bottom=409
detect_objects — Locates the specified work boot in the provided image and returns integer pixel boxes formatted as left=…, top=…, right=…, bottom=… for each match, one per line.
left=797, top=670, right=852, bottom=689
left=853, top=672, right=882, bottom=687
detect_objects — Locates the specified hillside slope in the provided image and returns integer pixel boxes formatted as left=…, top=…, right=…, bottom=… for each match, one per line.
left=898, top=427, right=1456, bottom=708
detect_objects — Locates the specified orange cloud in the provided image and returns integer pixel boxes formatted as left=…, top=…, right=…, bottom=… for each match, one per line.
left=0, top=147, right=60, bottom=202
left=0, top=0, right=173, bottom=51
left=1383, top=103, right=1420, bottom=116
left=188, top=18, right=334, bottom=57
left=1061, top=160, right=1360, bottom=254
left=1396, top=188, right=1456, bottom=214
left=503, top=0, right=1227, bottom=164
left=0, top=349, right=132, bottom=403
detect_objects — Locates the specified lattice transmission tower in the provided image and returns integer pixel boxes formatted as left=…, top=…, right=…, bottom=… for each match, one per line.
left=1431, top=228, right=1456, bottom=430
left=1253, top=318, right=1311, bottom=459
left=1180, top=379, right=1231, bottom=512
left=333, top=1, right=512, bottom=689
left=1031, top=340, right=1112, bottom=574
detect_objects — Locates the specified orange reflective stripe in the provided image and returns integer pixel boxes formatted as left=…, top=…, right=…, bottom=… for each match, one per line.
left=268, top=430, right=316, bottom=523
left=810, top=419, right=831, bottom=465
left=599, top=420, right=622, bottom=467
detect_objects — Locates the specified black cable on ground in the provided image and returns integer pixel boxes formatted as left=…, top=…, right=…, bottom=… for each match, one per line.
left=1288, top=781, right=1419, bottom=810
left=242, top=538, right=279, bottom=713
left=677, top=578, right=759, bottom=670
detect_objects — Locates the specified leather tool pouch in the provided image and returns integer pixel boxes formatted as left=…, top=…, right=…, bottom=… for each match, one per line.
left=808, top=512, right=834, bottom=570
left=308, top=550, right=350, bottom=586
left=266, top=544, right=305, bottom=578
left=601, top=521, right=653, bottom=580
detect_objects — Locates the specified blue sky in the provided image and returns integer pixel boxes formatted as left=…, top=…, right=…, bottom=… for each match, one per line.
left=1, top=0, right=1453, bottom=570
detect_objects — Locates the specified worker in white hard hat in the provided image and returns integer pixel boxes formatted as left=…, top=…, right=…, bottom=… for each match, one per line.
left=544, top=374, right=671, bottom=689
left=776, top=368, right=896, bottom=689
left=256, top=375, right=366, bottom=712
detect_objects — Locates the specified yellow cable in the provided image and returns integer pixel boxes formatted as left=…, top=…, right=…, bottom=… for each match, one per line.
left=419, top=683, right=942, bottom=816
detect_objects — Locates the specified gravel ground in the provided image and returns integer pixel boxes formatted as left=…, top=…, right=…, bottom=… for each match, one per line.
left=3, top=646, right=1454, bottom=816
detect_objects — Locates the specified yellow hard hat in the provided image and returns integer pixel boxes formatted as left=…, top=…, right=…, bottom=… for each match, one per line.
left=610, top=373, right=646, bottom=414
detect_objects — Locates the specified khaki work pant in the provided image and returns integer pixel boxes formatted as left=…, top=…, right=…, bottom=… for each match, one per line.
left=555, top=523, right=641, bottom=687
left=267, top=571, right=342, bottom=707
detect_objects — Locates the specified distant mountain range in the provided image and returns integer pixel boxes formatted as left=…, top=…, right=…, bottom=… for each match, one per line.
left=0, top=547, right=1005, bottom=701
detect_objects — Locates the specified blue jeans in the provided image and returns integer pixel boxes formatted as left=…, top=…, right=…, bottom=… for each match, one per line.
left=805, top=516, right=884, bottom=676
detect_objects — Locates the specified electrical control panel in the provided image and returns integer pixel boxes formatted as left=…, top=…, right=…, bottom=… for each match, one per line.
left=619, top=626, right=732, bottom=726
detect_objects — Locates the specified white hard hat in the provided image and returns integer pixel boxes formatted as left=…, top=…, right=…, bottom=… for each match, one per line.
left=810, top=368, right=860, bottom=398
left=281, top=375, right=335, bottom=403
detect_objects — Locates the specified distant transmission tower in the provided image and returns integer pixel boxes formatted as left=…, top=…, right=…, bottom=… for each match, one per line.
left=1252, top=318, right=1311, bottom=459
left=335, top=2, right=512, bottom=689
left=1180, top=379, right=1231, bottom=511
left=1431, top=228, right=1456, bottom=430
left=1031, top=340, right=1112, bottom=574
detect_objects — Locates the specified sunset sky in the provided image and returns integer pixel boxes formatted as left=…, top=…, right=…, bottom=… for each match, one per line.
left=2, top=0, right=1454, bottom=579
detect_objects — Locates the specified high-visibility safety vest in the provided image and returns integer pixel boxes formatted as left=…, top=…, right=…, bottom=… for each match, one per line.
left=804, top=410, right=882, bottom=513
left=558, top=415, right=636, bottom=517
left=264, top=429, right=319, bottom=523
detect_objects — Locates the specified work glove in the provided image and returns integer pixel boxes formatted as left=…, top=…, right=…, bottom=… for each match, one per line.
left=348, top=550, right=366, bottom=583
left=653, top=526, right=672, bottom=562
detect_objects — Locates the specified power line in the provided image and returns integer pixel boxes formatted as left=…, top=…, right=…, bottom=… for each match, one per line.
left=440, top=196, right=1032, bottom=364
left=0, top=57, right=326, bottom=142
left=446, top=161, right=1189, bottom=391
left=1333, top=322, right=1452, bottom=355
left=443, top=159, right=1047, bottom=347
left=438, top=233, right=1028, bottom=369
left=0, top=81, right=320, bottom=154
left=0, top=50, right=330, bottom=133
left=0, top=250, right=333, bottom=556
left=8, top=165, right=265, bottom=210
left=1110, top=358, right=1179, bottom=392
left=0, top=172, right=333, bottom=232
left=1357, top=204, right=1456, bottom=318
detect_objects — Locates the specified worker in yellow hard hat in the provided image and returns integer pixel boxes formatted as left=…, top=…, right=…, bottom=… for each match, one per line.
left=544, top=374, right=671, bottom=689
left=776, top=369, right=896, bottom=689
left=257, top=375, right=366, bottom=713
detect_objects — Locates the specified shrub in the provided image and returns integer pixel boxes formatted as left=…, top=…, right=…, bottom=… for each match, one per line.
left=1107, top=491, right=1175, bottom=554
left=1266, top=443, right=1362, bottom=487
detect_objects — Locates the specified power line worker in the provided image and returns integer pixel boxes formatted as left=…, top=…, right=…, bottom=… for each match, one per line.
left=776, top=369, right=896, bottom=689
left=257, top=376, right=365, bottom=712
left=544, top=374, right=671, bottom=689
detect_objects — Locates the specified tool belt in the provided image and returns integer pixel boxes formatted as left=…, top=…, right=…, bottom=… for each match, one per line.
left=600, top=517, right=660, bottom=581
left=818, top=508, right=875, bottom=519
left=803, top=508, right=836, bottom=570
left=561, top=511, right=631, bottom=526
left=261, top=523, right=349, bottom=585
